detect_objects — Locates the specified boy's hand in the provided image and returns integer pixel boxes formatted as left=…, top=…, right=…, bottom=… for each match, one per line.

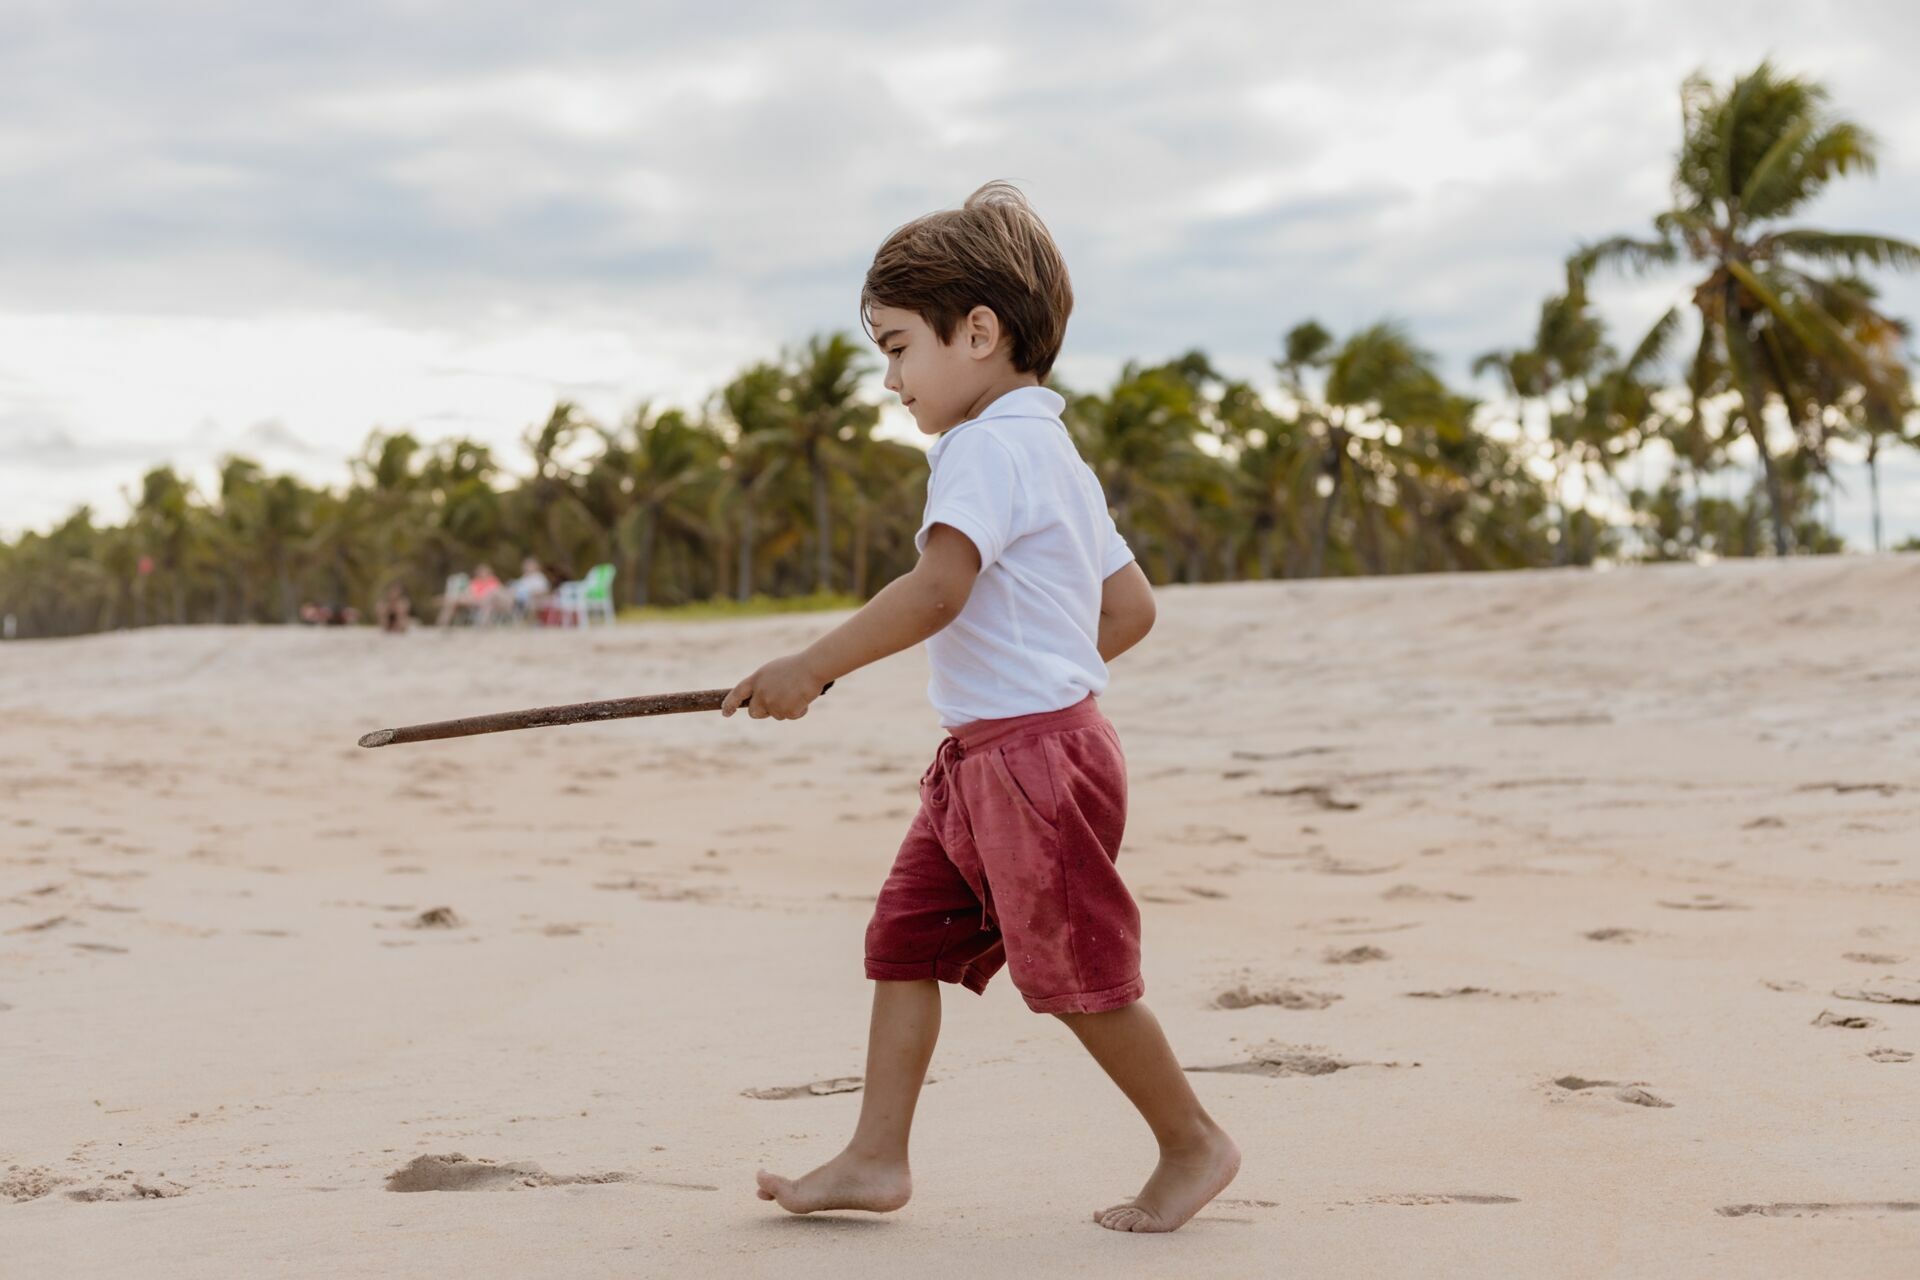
left=722, top=653, right=830, bottom=720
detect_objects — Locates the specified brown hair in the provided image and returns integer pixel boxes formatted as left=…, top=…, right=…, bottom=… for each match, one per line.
left=861, top=180, right=1073, bottom=379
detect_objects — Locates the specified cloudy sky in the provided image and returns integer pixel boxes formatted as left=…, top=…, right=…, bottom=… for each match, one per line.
left=3, top=0, right=1917, bottom=545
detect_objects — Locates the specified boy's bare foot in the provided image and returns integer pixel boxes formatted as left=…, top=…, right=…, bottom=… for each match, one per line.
left=1094, top=1127, right=1241, bottom=1233
left=755, top=1148, right=912, bottom=1215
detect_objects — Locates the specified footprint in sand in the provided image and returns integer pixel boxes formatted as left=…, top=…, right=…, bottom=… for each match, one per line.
left=385, top=1153, right=631, bottom=1192
left=1551, top=1076, right=1672, bottom=1107
left=1258, top=785, right=1360, bottom=811
left=1310, top=857, right=1403, bottom=877
left=1188, top=1041, right=1417, bottom=1077
left=1163, top=824, right=1250, bottom=846
left=1657, top=894, right=1747, bottom=911
left=1867, top=1048, right=1913, bottom=1063
left=1381, top=884, right=1473, bottom=902
left=1583, top=928, right=1642, bottom=943
left=5, top=914, right=71, bottom=934
left=1811, top=1010, right=1878, bottom=1030
left=1796, top=782, right=1903, bottom=798
left=3, top=1167, right=71, bottom=1201
left=64, top=1175, right=189, bottom=1202
left=1213, top=985, right=1341, bottom=1011
left=1832, top=979, right=1920, bottom=1006
left=1843, top=952, right=1909, bottom=965
left=1323, top=945, right=1390, bottom=964
left=1405, top=987, right=1556, bottom=1001
left=592, top=877, right=719, bottom=904
left=741, top=1076, right=866, bottom=1100
left=1717, top=1201, right=1919, bottom=1218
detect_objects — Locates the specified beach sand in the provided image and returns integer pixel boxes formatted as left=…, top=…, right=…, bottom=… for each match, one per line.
left=4, top=555, right=1918, bottom=1277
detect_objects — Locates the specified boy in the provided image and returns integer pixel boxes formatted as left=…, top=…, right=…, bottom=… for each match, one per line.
left=721, top=181, right=1240, bottom=1234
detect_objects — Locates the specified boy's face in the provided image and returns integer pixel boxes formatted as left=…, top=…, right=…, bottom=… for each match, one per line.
left=868, top=303, right=986, bottom=437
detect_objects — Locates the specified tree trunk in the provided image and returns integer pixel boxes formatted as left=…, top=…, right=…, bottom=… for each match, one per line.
left=736, top=500, right=756, bottom=601
left=1867, top=438, right=1883, bottom=553
left=1359, top=485, right=1385, bottom=575
left=1309, top=434, right=1345, bottom=578
left=1722, top=299, right=1791, bottom=557
left=1748, top=413, right=1790, bottom=557
left=634, top=504, right=657, bottom=606
left=1550, top=456, right=1571, bottom=567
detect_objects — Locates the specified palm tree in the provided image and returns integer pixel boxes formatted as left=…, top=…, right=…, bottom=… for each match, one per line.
left=1474, top=284, right=1613, bottom=562
left=593, top=405, right=720, bottom=605
left=718, top=363, right=793, bottom=600
left=1278, top=321, right=1462, bottom=577
left=1065, top=354, right=1218, bottom=579
left=786, top=333, right=879, bottom=593
left=1573, top=61, right=1920, bottom=555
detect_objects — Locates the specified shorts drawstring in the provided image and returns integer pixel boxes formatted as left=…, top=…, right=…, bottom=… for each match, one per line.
left=921, top=733, right=967, bottom=807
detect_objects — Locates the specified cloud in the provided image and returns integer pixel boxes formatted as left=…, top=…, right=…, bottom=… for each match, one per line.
left=1, top=0, right=1916, bottom=543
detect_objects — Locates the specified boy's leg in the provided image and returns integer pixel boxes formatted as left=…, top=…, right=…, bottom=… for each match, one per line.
left=755, top=978, right=940, bottom=1214
left=1055, top=1001, right=1241, bottom=1233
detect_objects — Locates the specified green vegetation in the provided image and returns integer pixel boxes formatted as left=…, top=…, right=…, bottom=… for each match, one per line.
left=615, top=592, right=866, bottom=623
left=1, top=62, right=1913, bottom=640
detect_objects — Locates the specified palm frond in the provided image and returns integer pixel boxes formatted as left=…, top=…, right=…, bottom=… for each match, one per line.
left=1624, top=306, right=1683, bottom=378
left=1570, top=234, right=1678, bottom=278
left=1737, top=115, right=1816, bottom=218
left=1724, top=260, right=1821, bottom=352
left=1767, top=229, right=1920, bottom=272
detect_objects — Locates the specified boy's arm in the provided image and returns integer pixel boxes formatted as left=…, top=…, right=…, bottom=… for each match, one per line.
left=1097, top=561, right=1156, bottom=663
left=721, top=524, right=981, bottom=719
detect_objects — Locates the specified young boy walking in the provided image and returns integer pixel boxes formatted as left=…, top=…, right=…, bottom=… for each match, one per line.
left=721, top=181, right=1240, bottom=1234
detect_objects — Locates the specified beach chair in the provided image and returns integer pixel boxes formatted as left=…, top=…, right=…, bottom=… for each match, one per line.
left=552, top=563, right=618, bottom=628
left=435, top=572, right=474, bottom=626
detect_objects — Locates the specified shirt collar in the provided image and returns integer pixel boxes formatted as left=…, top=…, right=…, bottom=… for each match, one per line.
left=927, top=385, right=1066, bottom=461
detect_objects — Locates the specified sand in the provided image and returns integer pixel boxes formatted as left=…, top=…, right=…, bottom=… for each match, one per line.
left=3, top=555, right=1918, bottom=1277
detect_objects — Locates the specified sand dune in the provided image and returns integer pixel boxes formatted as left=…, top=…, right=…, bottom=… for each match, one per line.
left=4, top=555, right=1918, bottom=1276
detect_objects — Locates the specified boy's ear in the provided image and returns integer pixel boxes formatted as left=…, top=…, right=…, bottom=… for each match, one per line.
left=963, top=304, right=1003, bottom=362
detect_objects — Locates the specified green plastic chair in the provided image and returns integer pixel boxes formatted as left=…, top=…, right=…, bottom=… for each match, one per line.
left=554, top=563, right=617, bottom=628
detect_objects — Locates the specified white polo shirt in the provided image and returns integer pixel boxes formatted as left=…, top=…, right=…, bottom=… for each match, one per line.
left=914, top=385, right=1136, bottom=727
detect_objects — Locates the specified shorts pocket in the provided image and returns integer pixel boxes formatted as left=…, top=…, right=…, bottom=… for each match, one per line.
left=990, top=739, right=1060, bottom=834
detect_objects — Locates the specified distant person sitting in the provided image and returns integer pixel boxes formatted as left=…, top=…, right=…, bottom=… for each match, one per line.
left=503, top=556, right=552, bottom=623
left=377, top=582, right=413, bottom=634
left=300, top=601, right=358, bottom=626
left=437, top=564, right=501, bottom=627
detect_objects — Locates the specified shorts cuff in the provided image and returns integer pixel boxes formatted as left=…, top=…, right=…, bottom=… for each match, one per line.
left=865, top=956, right=992, bottom=995
left=1021, top=975, right=1145, bottom=1015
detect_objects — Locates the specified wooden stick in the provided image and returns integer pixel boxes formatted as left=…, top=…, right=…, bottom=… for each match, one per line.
left=357, top=681, right=832, bottom=748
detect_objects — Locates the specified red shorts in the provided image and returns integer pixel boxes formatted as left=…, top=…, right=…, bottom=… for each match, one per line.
left=864, top=694, right=1144, bottom=1014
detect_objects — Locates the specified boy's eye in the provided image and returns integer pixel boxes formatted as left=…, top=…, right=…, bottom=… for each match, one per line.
left=888, top=346, right=904, bottom=357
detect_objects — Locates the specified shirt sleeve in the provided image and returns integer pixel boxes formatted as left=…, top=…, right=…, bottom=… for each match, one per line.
left=916, top=430, right=1022, bottom=570
left=1101, top=507, right=1136, bottom=577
